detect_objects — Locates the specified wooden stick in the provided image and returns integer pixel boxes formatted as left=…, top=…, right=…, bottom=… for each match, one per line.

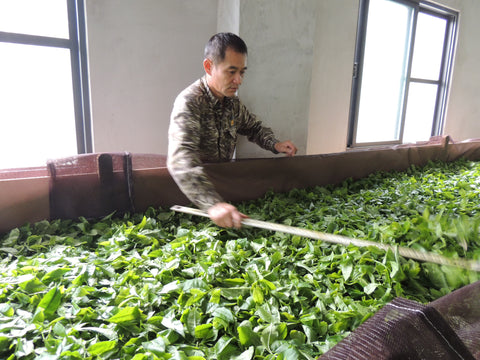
left=171, top=205, right=480, bottom=272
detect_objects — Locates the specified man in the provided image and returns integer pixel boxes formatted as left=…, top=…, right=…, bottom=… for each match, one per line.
left=167, top=32, right=297, bottom=228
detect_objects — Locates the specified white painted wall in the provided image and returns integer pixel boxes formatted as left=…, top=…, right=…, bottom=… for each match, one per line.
left=235, top=0, right=317, bottom=157
left=217, top=0, right=239, bottom=34
left=85, top=0, right=217, bottom=154
left=443, top=0, right=480, bottom=141
left=307, top=0, right=358, bottom=154
left=85, top=0, right=480, bottom=158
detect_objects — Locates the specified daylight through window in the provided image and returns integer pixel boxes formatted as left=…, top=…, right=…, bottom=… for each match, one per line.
left=0, top=0, right=90, bottom=169
left=348, top=0, right=457, bottom=147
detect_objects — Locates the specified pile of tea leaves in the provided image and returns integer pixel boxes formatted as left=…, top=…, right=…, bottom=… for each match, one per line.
left=1, top=159, right=479, bottom=359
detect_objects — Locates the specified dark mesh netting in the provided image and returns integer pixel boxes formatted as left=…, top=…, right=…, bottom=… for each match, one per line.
left=318, top=280, right=480, bottom=360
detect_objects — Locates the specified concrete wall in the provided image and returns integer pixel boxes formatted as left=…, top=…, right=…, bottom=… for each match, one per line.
left=217, top=0, right=239, bottom=33
left=85, top=0, right=217, bottom=154
left=443, top=0, right=480, bottom=141
left=85, top=0, right=480, bottom=158
left=307, top=0, right=358, bottom=154
left=236, top=0, right=317, bottom=157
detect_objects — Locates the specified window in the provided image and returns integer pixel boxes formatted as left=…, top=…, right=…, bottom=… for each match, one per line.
left=0, top=0, right=91, bottom=169
left=348, top=0, right=457, bottom=147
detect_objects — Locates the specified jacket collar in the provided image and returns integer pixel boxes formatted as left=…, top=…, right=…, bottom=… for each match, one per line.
left=201, top=76, right=234, bottom=107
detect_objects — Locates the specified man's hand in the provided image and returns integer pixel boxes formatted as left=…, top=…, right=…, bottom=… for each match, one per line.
left=275, top=140, right=297, bottom=157
left=208, top=202, right=248, bottom=228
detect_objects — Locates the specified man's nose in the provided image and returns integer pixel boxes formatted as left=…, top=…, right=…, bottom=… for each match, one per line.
left=233, top=73, right=242, bottom=85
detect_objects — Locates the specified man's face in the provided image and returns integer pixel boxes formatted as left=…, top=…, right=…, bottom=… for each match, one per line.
left=205, top=48, right=247, bottom=99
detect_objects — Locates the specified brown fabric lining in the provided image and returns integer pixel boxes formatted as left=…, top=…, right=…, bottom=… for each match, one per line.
left=47, top=153, right=135, bottom=220
left=41, top=136, right=480, bottom=221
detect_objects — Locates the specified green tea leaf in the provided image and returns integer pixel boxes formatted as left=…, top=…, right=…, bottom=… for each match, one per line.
left=88, top=340, right=117, bottom=355
left=108, top=306, right=144, bottom=324
left=194, top=323, right=214, bottom=339
left=36, top=287, right=62, bottom=318
left=252, top=283, right=264, bottom=304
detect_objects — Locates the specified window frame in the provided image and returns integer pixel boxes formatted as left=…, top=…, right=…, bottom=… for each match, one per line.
left=0, top=0, right=92, bottom=154
left=347, top=0, right=458, bottom=148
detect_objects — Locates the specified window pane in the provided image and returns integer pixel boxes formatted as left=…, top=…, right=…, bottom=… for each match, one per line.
left=0, top=0, right=69, bottom=38
left=0, top=43, right=77, bottom=169
left=356, top=0, right=414, bottom=143
left=410, top=13, right=447, bottom=80
left=403, top=82, right=437, bottom=143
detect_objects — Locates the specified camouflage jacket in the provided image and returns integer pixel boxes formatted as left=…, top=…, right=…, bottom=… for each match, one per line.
left=167, top=76, right=279, bottom=210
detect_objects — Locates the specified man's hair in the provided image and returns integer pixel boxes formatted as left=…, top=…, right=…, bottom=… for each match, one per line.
left=204, top=32, right=248, bottom=64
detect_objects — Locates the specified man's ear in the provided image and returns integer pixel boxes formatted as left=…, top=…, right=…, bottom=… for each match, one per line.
left=203, top=58, right=213, bottom=75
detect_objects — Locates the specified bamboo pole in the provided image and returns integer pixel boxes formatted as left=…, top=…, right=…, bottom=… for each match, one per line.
left=171, top=205, right=480, bottom=272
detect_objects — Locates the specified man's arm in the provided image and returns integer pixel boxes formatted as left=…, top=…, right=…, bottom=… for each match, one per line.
left=208, top=202, right=248, bottom=228
left=236, top=102, right=297, bottom=156
left=167, top=98, right=224, bottom=211
left=168, top=134, right=247, bottom=227
left=275, top=140, right=297, bottom=156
